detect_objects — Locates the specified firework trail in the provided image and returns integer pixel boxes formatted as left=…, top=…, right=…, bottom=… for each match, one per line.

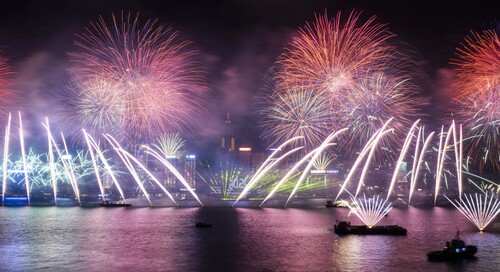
left=451, top=29, right=500, bottom=172
left=66, top=12, right=207, bottom=143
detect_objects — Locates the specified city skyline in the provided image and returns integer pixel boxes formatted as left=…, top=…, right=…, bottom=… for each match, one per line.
left=0, top=3, right=498, bottom=271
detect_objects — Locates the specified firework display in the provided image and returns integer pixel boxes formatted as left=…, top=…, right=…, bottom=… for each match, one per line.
left=0, top=55, right=16, bottom=118
left=65, top=12, right=207, bottom=144
left=275, top=11, right=394, bottom=93
left=259, top=89, right=332, bottom=150
left=451, top=29, right=500, bottom=172
left=262, top=11, right=425, bottom=155
left=347, top=194, right=393, bottom=228
left=152, top=133, right=186, bottom=159
left=446, top=192, right=500, bottom=231
left=0, top=7, right=498, bottom=211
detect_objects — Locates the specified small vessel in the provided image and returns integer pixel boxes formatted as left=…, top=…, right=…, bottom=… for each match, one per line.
left=325, top=200, right=349, bottom=208
left=195, top=221, right=212, bottom=228
left=325, top=200, right=335, bottom=207
left=100, top=200, right=132, bottom=207
left=334, top=221, right=407, bottom=235
left=427, top=230, right=477, bottom=261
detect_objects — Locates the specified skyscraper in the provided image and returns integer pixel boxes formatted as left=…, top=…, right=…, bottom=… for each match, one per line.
left=221, top=112, right=235, bottom=152
left=216, top=112, right=236, bottom=164
left=184, top=154, right=197, bottom=189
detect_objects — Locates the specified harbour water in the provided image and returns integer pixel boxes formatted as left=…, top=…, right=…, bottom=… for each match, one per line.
left=0, top=204, right=499, bottom=272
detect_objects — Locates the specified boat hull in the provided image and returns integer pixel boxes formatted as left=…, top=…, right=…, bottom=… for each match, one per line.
left=195, top=222, right=212, bottom=228
left=427, top=246, right=477, bottom=261
left=334, top=221, right=407, bottom=235
left=100, top=201, right=132, bottom=207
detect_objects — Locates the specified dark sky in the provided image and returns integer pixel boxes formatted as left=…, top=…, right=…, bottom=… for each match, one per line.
left=0, top=0, right=497, bottom=155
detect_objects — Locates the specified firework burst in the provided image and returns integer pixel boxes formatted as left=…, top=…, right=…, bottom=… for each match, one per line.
left=269, top=11, right=424, bottom=156
left=152, top=133, right=186, bottom=159
left=275, top=11, right=394, bottom=94
left=62, top=78, right=125, bottom=143
left=66, top=12, right=207, bottom=143
left=339, top=72, right=423, bottom=153
left=259, top=89, right=333, bottom=150
left=451, top=29, right=500, bottom=172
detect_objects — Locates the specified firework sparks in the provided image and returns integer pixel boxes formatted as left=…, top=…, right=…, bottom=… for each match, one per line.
left=259, top=89, right=332, bottom=150
left=451, top=29, right=500, bottom=172
left=152, top=133, right=186, bottom=159
left=275, top=11, right=393, bottom=94
left=62, top=79, right=125, bottom=143
left=338, top=73, right=422, bottom=153
left=347, top=194, right=392, bottom=228
left=0, top=55, right=16, bottom=118
left=66, top=12, right=207, bottom=143
left=446, top=192, right=500, bottom=231
left=270, top=11, right=424, bottom=156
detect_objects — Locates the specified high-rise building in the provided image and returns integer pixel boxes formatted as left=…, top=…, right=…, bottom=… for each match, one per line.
left=216, top=112, right=236, bottom=163
left=222, top=112, right=235, bottom=152
left=251, top=152, right=266, bottom=170
left=184, top=154, right=197, bottom=189
left=238, top=147, right=252, bottom=169
left=164, top=157, right=179, bottom=189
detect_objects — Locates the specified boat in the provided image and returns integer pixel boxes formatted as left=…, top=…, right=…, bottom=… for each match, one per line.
left=100, top=201, right=132, bottom=207
left=334, top=221, right=407, bottom=235
left=325, top=200, right=335, bottom=207
left=195, top=221, right=212, bottom=228
left=427, top=230, right=477, bottom=261
left=325, top=200, right=349, bottom=208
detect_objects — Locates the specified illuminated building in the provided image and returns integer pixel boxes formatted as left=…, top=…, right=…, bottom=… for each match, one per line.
left=238, top=147, right=252, bottom=169
left=184, top=154, right=197, bottom=189
left=216, top=112, right=236, bottom=163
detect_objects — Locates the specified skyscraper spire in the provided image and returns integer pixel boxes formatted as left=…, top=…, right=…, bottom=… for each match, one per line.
left=225, top=112, right=231, bottom=125
left=219, top=111, right=235, bottom=153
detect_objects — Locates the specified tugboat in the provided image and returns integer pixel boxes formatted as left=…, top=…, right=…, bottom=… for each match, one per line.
left=195, top=221, right=212, bottom=228
left=100, top=200, right=132, bottom=207
left=427, top=230, right=477, bottom=261
left=334, top=221, right=407, bottom=235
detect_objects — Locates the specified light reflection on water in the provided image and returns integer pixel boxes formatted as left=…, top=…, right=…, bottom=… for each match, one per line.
left=0, top=205, right=499, bottom=271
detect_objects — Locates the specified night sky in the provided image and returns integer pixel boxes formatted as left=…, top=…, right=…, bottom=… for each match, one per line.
left=0, top=0, right=497, bottom=157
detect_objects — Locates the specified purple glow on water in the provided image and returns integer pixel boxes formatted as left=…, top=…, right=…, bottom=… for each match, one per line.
left=0, top=206, right=499, bottom=271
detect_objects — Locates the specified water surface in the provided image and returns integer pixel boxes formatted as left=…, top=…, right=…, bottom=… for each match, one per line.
left=0, top=205, right=499, bottom=271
